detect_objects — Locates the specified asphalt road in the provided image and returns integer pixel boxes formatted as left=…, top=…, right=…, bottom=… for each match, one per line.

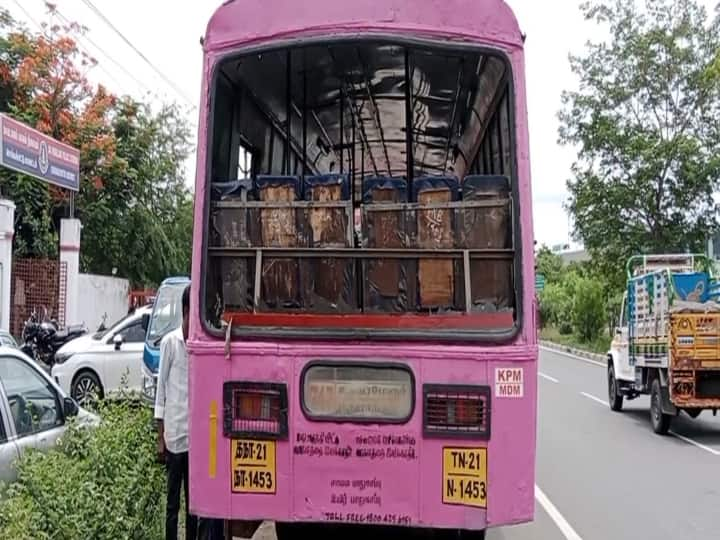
left=251, top=348, right=720, bottom=540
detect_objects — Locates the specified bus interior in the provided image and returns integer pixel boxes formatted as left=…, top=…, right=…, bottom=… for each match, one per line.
left=204, top=38, right=519, bottom=336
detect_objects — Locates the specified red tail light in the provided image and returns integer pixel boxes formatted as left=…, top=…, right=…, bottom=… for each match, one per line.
left=423, top=385, right=491, bottom=439
left=223, top=382, right=288, bottom=439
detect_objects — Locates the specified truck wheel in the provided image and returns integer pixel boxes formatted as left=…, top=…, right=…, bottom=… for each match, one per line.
left=650, top=378, right=671, bottom=435
left=608, top=364, right=623, bottom=412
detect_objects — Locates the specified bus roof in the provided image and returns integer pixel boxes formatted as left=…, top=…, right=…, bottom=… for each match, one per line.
left=204, top=0, right=523, bottom=53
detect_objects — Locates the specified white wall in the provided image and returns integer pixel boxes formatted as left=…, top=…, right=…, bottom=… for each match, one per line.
left=77, top=273, right=130, bottom=331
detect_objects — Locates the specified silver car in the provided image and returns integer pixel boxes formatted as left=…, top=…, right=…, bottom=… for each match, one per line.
left=0, top=346, right=97, bottom=484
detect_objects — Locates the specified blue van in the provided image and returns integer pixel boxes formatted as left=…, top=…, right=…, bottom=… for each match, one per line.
left=140, top=276, right=190, bottom=403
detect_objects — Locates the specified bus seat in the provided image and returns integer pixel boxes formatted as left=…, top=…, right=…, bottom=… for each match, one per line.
left=211, top=178, right=255, bottom=201
left=254, top=175, right=302, bottom=309
left=411, top=175, right=460, bottom=202
left=361, top=176, right=414, bottom=312
left=362, top=176, right=408, bottom=204
left=460, top=175, right=513, bottom=311
left=210, top=179, right=255, bottom=313
left=461, top=175, right=510, bottom=200
left=303, top=174, right=355, bottom=312
left=413, top=176, right=460, bottom=310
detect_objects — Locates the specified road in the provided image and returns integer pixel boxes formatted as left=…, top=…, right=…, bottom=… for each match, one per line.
left=251, top=347, right=720, bottom=540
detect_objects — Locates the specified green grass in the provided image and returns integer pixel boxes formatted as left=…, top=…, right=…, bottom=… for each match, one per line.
left=540, top=326, right=611, bottom=355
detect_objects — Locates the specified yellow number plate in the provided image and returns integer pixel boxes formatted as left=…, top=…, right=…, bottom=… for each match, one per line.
left=442, top=447, right=487, bottom=508
left=231, top=440, right=276, bottom=494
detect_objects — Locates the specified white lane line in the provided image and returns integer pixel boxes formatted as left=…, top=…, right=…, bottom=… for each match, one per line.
left=535, top=484, right=583, bottom=540
left=578, top=394, right=720, bottom=456
left=540, top=346, right=605, bottom=368
left=580, top=391, right=606, bottom=406
left=539, top=372, right=559, bottom=383
left=669, top=431, right=720, bottom=456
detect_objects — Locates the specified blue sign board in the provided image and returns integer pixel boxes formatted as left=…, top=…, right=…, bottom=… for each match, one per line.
left=0, top=113, right=80, bottom=191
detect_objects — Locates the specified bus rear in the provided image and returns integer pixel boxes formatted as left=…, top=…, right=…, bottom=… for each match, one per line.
left=189, top=0, right=536, bottom=537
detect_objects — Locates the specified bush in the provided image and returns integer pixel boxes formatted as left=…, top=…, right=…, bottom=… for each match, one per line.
left=0, top=398, right=165, bottom=540
left=572, top=276, right=606, bottom=342
left=539, top=282, right=572, bottom=329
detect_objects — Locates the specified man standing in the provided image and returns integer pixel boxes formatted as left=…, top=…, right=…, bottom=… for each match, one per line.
left=155, top=285, right=197, bottom=540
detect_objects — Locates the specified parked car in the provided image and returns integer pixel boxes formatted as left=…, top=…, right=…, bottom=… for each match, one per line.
left=0, top=347, right=97, bottom=484
left=0, top=330, right=18, bottom=349
left=51, top=305, right=152, bottom=406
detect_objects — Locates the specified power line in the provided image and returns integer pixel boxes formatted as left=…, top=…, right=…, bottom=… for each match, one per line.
left=78, top=0, right=196, bottom=109
left=49, top=5, right=155, bottom=98
left=9, top=0, right=45, bottom=34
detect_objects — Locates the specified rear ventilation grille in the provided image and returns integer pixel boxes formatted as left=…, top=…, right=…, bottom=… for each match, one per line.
left=423, top=384, right=491, bottom=440
left=223, top=382, right=288, bottom=439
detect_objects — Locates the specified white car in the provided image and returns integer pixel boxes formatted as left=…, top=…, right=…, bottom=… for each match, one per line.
left=0, top=347, right=97, bottom=484
left=51, top=306, right=152, bottom=406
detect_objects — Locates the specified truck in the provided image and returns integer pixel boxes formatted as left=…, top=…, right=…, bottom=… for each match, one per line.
left=607, top=254, right=720, bottom=433
left=140, top=276, right=190, bottom=404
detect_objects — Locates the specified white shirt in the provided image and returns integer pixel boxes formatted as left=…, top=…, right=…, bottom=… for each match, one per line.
left=154, top=328, right=189, bottom=454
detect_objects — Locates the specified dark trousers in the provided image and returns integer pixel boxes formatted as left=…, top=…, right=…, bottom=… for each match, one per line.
left=165, top=450, right=198, bottom=540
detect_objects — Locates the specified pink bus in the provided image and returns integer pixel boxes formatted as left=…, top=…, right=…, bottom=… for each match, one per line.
left=189, top=0, right=536, bottom=538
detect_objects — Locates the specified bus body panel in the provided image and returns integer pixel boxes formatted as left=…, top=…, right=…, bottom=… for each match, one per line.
left=188, top=344, right=536, bottom=529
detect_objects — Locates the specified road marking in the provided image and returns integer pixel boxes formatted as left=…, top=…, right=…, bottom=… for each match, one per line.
left=540, top=346, right=605, bottom=368
left=535, top=484, right=583, bottom=540
left=539, top=372, right=559, bottom=383
left=577, top=394, right=720, bottom=456
left=580, top=391, right=606, bottom=406
left=669, top=431, right=720, bottom=456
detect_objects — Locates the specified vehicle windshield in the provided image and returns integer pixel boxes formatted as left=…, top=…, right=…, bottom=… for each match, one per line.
left=93, top=313, right=135, bottom=340
left=146, top=283, right=186, bottom=346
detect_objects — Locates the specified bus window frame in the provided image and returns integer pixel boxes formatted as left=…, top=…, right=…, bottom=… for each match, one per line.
left=199, top=33, right=524, bottom=343
left=299, top=360, right=416, bottom=425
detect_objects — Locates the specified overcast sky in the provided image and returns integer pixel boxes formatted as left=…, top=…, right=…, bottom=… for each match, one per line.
left=7, top=0, right=717, bottom=248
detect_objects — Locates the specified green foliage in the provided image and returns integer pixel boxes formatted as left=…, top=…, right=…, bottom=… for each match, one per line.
left=0, top=399, right=165, bottom=540
left=0, top=16, right=193, bottom=287
left=571, top=276, right=606, bottom=341
left=78, top=99, right=194, bottom=285
left=541, top=325, right=612, bottom=355
left=535, top=246, right=565, bottom=284
left=559, top=0, right=720, bottom=289
left=539, top=261, right=613, bottom=346
left=539, top=282, right=572, bottom=331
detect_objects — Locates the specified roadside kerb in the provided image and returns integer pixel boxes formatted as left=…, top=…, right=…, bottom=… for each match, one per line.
left=539, top=340, right=606, bottom=363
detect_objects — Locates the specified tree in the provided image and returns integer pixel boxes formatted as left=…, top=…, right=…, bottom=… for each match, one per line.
left=571, top=276, right=606, bottom=341
left=559, top=0, right=720, bottom=289
left=78, top=99, right=193, bottom=285
left=0, top=7, right=193, bottom=286
left=535, top=245, right=565, bottom=284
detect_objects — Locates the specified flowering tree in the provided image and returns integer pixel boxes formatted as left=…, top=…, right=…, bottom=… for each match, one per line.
left=0, top=5, right=192, bottom=284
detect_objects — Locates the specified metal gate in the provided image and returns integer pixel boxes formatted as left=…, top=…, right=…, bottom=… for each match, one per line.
left=11, top=259, right=67, bottom=338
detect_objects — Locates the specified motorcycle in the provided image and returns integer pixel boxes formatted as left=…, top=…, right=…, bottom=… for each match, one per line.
left=20, top=307, right=88, bottom=367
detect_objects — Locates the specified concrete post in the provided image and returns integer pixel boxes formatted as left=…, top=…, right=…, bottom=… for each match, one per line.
left=59, top=218, right=81, bottom=327
left=0, top=200, right=14, bottom=332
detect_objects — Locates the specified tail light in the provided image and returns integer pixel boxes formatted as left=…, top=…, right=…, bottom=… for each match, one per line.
left=223, top=382, right=288, bottom=439
left=423, top=384, right=491, bottom=439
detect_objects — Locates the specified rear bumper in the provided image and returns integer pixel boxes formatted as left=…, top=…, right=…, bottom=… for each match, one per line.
left=671, top=369, right=720, bottom=408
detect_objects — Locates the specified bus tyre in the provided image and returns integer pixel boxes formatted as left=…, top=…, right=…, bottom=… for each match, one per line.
left=608, top=364, right=623, bottom=412
left=650, top=378, right=671, bottom=435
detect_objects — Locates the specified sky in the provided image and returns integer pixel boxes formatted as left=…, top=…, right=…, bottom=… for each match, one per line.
left=6, top=0, right=717, bottom=249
